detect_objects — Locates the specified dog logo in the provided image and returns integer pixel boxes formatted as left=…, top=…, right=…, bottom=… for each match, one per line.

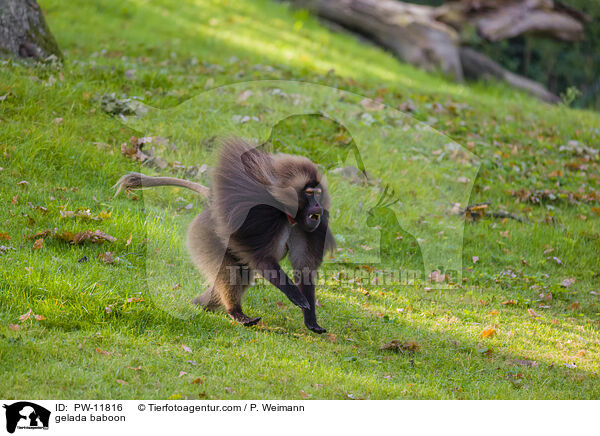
left=3, top=402, right=50, bottom=434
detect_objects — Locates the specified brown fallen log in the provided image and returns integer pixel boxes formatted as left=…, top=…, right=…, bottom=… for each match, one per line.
left=293, top=0, right=583, bottom=103
left=435, top=0, right=590, bottom=42
left=460, top=47, right=560, bottom=103
left=297, top=0, right=464, bottom=80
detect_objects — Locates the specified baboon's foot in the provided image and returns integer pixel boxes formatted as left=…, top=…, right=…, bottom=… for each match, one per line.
left=227, top=310, right=261, bottom=326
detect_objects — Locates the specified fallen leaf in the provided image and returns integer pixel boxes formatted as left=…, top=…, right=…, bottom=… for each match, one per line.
left=360, top=98, right=384, bottom=111
left=32, top=238, right=44, bottom=251
left=98, top=252, right=115, bottom=264
left=116, top=379, right=128, bottom=385
left=126, top=366, right=142, bottom=371
left=527, top=308, right=541, bottom=318
left=569, top=302, right=580, bottom=311
left=127, top=297, right=143, bottom=303
left=19, top=309, right=32, bottom=322
left=191, top=378, right=204, bottom=385
left=380, top=339, right=420, bottom=352
left=9, top=324, right=22, bottom=331
left=0, top=232, right=10, bottom=240
left=480, top=328, right=496, bottom=338
left=96, top=348, right=111, bottom=356
left=182, top=344, right=193, bottom=354
left=502, top=300, right=517, bottom=306
left=561, top=278, right=576, bottom=288
left=126, top=234, right=133, bottom=247
left=299, top=390, right=311, bottom=399
left=71, top=230, right=116, bottom=244
left=276, top=301, right=286, bottom=309
left=34, top=314, right=46, bottom=321
left=488, top=309, right=499, bottom=316
left=550, top=256, right=563, bottom=265
left=327, top=333, right=337, bottom=343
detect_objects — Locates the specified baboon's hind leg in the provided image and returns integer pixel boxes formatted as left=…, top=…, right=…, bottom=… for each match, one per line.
left=219, top=280, right=261, bottom=326
left=215, top=256, right=260, bottom=326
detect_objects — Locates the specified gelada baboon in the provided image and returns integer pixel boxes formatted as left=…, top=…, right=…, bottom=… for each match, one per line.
left=115, top=138, right=335, bottom=333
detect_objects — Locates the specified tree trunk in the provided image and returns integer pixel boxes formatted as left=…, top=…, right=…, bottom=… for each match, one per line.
left=0, top=0, right=62, bottom=60
left=460, top=47, right=559, bottom=103
left=297, top=0, right=464, bottom=80
left=435, top=0, right=590, bottom=42
left=293, top=0, right=585, bottom=103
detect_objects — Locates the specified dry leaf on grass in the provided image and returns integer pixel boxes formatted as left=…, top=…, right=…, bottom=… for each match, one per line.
left=527, top=308, right=541, bottom=318
left=26, top=228, right=116, bottom=245
left=9, top=324, right=22, bottom=331
left=96, top=348, right=111, bottom=356
left=360, top=98, right=384, bottom=112
left=98, top=252, right=115, bottom=264
left=561, top=278, right=576, bottom=288
left=73, top=230, right=116, bottom=244
left=32, top=238, right=44, bottom=250
left=480, top=328, right=496, bottom=338
left=502, top=300, right=517, bottom=306
left=116, top=379, right=128, bottom=385
left=380, top=339, right=420, bottom=352
left=127, top=297, right=143, bottom=303
left=19, top=309, right=32, bottom=322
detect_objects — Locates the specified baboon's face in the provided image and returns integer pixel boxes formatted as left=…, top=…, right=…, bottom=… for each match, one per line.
left=296, top=184, right=323, bottom=232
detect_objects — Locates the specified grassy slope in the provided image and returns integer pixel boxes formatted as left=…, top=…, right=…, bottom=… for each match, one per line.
left=0, top=0, right=599, bottom=399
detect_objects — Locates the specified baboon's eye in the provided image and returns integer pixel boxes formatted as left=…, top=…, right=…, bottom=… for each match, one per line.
left=305, top=187, right=322, bottom=200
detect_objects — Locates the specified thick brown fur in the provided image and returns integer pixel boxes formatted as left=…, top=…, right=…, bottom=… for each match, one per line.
left=116, top=137, right=335, bottom=332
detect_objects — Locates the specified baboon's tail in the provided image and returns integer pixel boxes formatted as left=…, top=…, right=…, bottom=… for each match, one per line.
left=114, top=172, right=210, bottom=198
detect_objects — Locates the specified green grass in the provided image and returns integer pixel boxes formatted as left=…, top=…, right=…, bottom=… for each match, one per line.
left=1, top=0, right=599, bottom=399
